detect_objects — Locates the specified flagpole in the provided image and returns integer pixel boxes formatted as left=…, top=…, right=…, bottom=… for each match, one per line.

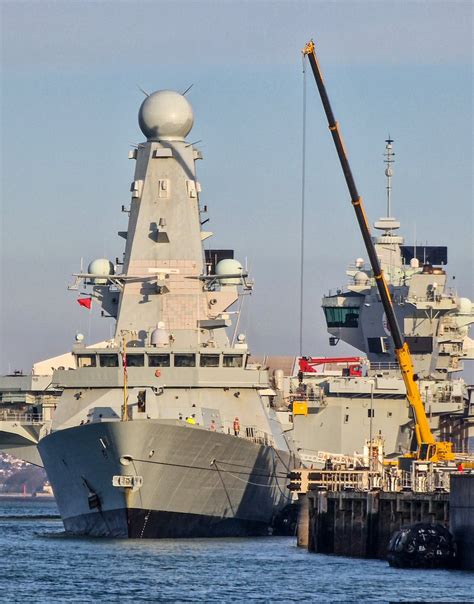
left=87, top=303, right=92, bottom=345
left=121, top=333, right=128, bottom=421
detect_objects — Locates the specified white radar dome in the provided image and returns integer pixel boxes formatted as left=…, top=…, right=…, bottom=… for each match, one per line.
left=138, top=90, right=194, bottom=141
left=215, top=259, right=243, bottom=285
left=354, top=271, right=369, bottom=285
left=88, top=258, right=115, bottom=284
left=150, top=323, right=169, bottom=347
left=458, top=297, right=472, bottom=314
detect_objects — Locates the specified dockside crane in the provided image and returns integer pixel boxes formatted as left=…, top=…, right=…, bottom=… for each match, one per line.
left=302, top=40, right=454, bottom=463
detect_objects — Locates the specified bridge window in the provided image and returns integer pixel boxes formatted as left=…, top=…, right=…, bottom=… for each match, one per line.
left=174, top=354, right=196, bottom=367
left=405, top=336, right=433, bottom=354
left=77, top=354, right=96, bottom=368
left=127, top=354, right=145, bottom=367
left=323, top=307, right=359, bottom=328
left=200, top=354, right=220, bottom=367
left=148, top=354, right=170, bottom=367
left=223, top=354, right=243, bottom=368
left=99, top=354, right=119, bottom=368
left=368, top=337, right=389, bottom=354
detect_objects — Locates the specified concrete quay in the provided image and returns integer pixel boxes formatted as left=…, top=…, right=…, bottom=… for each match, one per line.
left=298, top=490, right=449, bottom=559
left=450, top=474, right=474, bottom=570
left=295, top=473, right=474, bottom=569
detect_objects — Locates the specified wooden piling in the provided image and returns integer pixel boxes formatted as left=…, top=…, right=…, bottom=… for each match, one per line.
left=297, top=493, right=309, bottom=548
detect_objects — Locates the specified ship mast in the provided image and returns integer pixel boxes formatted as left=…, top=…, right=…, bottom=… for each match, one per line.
left=384, top=137, right=395, bottom=218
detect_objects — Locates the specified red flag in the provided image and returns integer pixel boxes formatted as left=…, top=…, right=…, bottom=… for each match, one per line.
left=77, top=297, right=92, bottom=310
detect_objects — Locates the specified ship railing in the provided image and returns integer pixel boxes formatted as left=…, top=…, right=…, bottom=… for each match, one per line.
left=325, top=287, right=349, bottom=297
left=288, top=393, right=320, bottom=403
left=242, top=427, right=275, bottom=448
left=0, top=411, right=43, bottom=424
left=406, top=292, right=457, bottom=305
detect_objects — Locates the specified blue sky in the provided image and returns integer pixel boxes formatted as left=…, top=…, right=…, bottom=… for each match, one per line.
left=0, top=0, right=472, bottom=376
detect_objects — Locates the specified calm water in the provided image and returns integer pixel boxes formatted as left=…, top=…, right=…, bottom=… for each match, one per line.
left=0, top=499, right=471, bottom=602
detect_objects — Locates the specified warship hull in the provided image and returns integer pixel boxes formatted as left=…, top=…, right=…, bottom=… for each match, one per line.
left=38, top=420, right=291, bottom=538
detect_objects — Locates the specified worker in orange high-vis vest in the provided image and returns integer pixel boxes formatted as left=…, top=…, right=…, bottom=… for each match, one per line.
left=233, top=417, right=240, bottom=437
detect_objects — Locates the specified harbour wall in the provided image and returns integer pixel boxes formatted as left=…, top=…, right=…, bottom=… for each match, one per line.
left=450, top=474, right=474, bottom=570
left=299, top=490, right=449, bottom=559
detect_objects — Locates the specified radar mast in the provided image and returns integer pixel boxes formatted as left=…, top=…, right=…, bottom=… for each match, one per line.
left=384, top=137, right=395, bottom=218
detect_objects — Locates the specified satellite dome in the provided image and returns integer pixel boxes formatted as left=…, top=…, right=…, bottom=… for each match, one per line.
left=458, top=297, right=472, bottom=314
left=354, top=271, right=369, bottom=285
left=215, top=259, right=243, bottom=285
left=88, top=258, right=114, bottom=284
left=150, top=323, right=169, bottom=347
left=138, top=90, right=194, bottom=141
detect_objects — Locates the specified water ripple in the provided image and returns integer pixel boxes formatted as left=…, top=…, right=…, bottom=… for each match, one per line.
left=0, top=500, right=471, bottom=602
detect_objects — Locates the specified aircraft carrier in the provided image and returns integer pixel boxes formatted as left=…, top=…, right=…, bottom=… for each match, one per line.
left=279, top=138, right=474, bottom=464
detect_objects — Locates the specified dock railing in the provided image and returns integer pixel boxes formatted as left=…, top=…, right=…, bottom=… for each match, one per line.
left=289, top=464, right=453, bottom=494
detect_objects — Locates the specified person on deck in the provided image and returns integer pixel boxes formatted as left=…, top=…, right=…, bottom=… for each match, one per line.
left=233, top=417, right=240, bottom=436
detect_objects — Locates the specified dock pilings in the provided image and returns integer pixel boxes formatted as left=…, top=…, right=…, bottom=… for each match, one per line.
left=450, top=474, right=474, bottom=570
left=299, top=489, right=449, bottom=559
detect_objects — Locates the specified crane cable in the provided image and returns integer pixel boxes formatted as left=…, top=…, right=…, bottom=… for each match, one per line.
left=299, top=53, right=307, bottom=357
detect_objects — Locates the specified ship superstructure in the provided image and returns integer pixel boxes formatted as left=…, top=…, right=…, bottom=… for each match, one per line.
left=33, top=90, right=293, bottom=537
left=287, top=139, right=474, bottom=463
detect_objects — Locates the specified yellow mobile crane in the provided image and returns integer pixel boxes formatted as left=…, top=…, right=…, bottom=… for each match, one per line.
left=302, top=40, right=454, bottom=463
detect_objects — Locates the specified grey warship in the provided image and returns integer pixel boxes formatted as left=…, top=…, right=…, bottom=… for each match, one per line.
left=36, top=90, right=293, bottom=537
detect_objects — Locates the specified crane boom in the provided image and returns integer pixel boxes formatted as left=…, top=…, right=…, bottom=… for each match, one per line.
left=302, top=40, right=454, bottom=462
